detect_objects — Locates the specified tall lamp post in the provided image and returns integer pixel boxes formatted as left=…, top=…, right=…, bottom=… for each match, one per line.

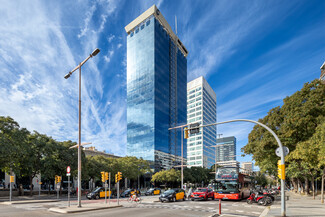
left=64, top=48, right=100, bottom=207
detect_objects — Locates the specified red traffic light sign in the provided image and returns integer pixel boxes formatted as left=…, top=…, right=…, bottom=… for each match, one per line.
left=67, top=166, right=71, bottom=173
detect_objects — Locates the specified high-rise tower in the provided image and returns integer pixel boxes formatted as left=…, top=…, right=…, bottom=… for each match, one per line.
left=125, top=5, right=188, bottom=171
left=187, top=76, right=216, bottom=168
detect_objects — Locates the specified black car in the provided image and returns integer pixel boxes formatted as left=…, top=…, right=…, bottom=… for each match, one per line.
left=145, top=188, right=161, bottom=196
left=120, top=189, right=141, bottom=198
left=159, top=188, right=186, bottom=202
left=86, top=187, right=113, bottom=200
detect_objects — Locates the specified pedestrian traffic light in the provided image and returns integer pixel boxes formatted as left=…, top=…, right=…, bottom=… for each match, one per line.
left=189, top=122, right=200, bottom=134
left=105, top=172, right=108, bottom=181
left=184, top=127, right=189, bottom=139
left=277, top=160, right=285, bottom=180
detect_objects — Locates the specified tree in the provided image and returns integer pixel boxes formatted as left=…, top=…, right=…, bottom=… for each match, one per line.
left=151, top=169, right=180, bottom=188
left=242, top=80, right=325, bottom=190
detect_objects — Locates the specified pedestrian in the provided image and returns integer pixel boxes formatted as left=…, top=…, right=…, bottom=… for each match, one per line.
left=187, top=187, right=193, bottom=200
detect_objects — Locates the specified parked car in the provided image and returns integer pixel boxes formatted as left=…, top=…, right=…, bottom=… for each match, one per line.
left=190, top=188, right=214, bottom=201
left=159, top=188, right=186, bottom=202
left=86, top=187, right=112, bottom=200
left=120, top=189, right=141, bottom=198
left=145, top=188, right=161, bottom=196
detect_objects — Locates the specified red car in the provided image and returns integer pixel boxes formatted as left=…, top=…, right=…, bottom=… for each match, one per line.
left=190, top=188, right=214, bottom=201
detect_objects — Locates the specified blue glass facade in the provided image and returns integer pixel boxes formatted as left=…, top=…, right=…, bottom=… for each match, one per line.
left=126, top=16, right=187, bottom=170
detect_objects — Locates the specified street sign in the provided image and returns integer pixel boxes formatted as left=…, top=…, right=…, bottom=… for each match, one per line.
left=67, top=166, right=71, bottom=173
left=67, top=173, right=71, bottom=176
left=275, top=147, right=289, bottom=157
left=10, top=176, right=14, bottom=183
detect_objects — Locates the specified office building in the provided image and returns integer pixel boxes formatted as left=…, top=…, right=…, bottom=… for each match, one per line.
left=187, top=76, right=216, bottom=168
left=125, top=5, right=188, bottom=171
left=320, top=61, right=325, bottom=83
left=216, top=136, right=236, bottom=162
left=241, top=162, right=254, bottom=174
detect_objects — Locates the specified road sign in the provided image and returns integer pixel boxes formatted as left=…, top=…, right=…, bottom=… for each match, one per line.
left=67, top=173, right=71, bottom=176
left=10, top=176, right=14, bottom=183
left=67, top=166, right=71, bottom=173
left=275, top=146, right=289, bottom=157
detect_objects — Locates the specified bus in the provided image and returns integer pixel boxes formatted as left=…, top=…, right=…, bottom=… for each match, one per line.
left=210, top=167, right=252, bottom=200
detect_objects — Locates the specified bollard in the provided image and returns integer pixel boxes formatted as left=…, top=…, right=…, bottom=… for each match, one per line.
left=219, top=199, right=221, bottom=215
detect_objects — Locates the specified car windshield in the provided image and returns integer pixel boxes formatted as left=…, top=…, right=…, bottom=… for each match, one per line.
left=164, top=190, right=175, bottom=194
left=93, top=187, right=102, bottom=193
left=195, top=188, right=207, bottom=192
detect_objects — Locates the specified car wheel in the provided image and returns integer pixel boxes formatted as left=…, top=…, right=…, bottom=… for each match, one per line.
left=183, top=196, right=186, bottom=201
left=95, top=195, right=99, bottom=200
left=205, top=196, right=208, bottom=201
left=173, top=197, right=176, bottom=202
left=211, top=196, right=214, bottom=200
left=191, top=198, right=194, bottom=201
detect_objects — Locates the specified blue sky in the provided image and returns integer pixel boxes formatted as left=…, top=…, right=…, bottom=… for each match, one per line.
left=1, top=0, right=324, bottom=165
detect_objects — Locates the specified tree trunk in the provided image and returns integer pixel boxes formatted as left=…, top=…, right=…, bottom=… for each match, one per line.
left=305, top=177, right=310, bottom=195
left=29, top=176, right=33, bottom=196
left=311, top=176, right=315, bottom=199
left=293, top=178, right=298, bottom=193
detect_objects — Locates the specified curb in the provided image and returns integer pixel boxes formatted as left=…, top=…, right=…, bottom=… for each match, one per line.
left=1, top=200, right=59, bottom=205
left=49, top=205, right=122, bottom=213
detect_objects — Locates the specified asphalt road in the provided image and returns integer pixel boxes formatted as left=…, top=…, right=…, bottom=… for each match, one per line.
left=0, top=196, right=269, bottom=217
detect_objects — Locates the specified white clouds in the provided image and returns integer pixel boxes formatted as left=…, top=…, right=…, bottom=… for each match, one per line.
left=78, top=3, right=97, bottom=38
left=107, top=34, right=115, bottom=43
left=104, top=50, right=115, bottom=63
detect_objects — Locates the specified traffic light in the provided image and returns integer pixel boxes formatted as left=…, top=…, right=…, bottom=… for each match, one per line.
left=118, top=172, right=122, bottom=181
left=115, top=174, right=118, bottom=183
left=55, top=175, right=61, bottom=184
left=101, top=171, right=105, bottom=182
left=189, top=122, right=200, bottom=134
left=277, top=160, right=285, bottom=180
left=105, top=172, right=108, bottom=181
left=184, top=127, right=189, bottom=139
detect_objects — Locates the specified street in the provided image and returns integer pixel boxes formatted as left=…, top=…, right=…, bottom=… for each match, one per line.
left=0, top=196, right=269, bottom=217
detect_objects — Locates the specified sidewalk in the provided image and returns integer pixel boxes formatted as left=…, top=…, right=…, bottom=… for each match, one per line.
left=267, top=191, right=325, bottom=217
left=49, top=203, right=122, bottom=213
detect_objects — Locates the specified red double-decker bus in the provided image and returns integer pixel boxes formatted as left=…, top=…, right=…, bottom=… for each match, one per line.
left=210, top=167, right=252, bottom=200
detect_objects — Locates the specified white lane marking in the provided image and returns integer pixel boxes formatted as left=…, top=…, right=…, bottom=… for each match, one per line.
left=252, top=211, right=261, bottom=214
left=236, top=210, right=244, bottom=212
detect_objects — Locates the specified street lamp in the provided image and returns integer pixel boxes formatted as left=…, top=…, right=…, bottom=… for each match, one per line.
left=64, top=48, right=100, bottom=208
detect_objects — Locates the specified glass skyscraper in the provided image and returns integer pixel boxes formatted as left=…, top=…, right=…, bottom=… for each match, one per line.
left=187, top=76, right=216, bottom=168
left=125, top=5, right=188, bottom=171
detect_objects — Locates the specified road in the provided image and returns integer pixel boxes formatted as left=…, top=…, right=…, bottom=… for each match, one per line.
left=0, top=196, right=270, bottom=217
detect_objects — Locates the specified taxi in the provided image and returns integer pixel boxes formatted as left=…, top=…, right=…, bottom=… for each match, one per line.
left=120, top=189, right=141, bottom=197
left=159, top=188, right=186, bottom=202
left=86, top=187, right=112, bottom=200
left=145, top=188, right=161, bottom=196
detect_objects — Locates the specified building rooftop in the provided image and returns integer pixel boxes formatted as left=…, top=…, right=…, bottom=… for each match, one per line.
left=124, top=4, right=188, bottom=57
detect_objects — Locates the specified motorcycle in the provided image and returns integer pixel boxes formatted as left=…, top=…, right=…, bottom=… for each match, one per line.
left=247, top=191, right=274, bottom=206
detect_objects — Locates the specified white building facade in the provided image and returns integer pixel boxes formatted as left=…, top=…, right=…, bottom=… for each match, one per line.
left=187, top=76, right=216, bottom=168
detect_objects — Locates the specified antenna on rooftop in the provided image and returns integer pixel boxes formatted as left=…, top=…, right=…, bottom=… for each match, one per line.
left=175, top=15, right=177, bottom=35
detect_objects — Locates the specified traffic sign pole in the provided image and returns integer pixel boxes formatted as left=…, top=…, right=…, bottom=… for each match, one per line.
left=105, top=180, right=107, bottom=204
left=109, top=172, right=111, bottom=205
left=117, top=181, right=119, bottom=206
left=68, top=175, right=70, bottom=207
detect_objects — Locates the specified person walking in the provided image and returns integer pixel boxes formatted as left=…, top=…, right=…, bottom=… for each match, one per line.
left=187, top=187, right=193, bottom=200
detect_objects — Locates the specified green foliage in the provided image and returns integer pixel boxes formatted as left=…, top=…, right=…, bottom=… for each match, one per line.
left=242, top=80, right=325, bottom=180
left=183, top=166, right=213, bottom=184
left=151, top=169, right=180, bottom=186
